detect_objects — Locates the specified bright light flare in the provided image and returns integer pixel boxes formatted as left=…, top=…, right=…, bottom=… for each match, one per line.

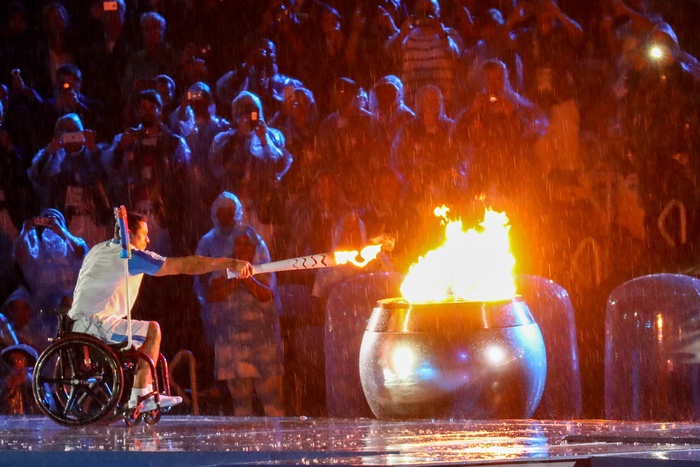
left=649, top=45, right=664, bottom=60
left=334, top=244, right=383, bottom=268
left=400, top=208, right=517, bottom=303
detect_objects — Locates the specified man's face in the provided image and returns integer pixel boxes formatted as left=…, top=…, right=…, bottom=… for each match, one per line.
left=375, top=84, right=397, bottom=113
left=485, top=67, right=506, bottom=94
left=58, top=73, right=81, bottom=95
left=234, top=235, right=256, bottom=262
left=7, top=300, right=31, bottom=331
left=216, top=206, right=237, bottom=229
left=138, top=99, right=161, bottom=127
left=130, top=221, right=150, bottom=250
left=142, top=19, right=164, bottom=48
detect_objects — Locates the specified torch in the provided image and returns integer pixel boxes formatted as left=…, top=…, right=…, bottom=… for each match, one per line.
left=226, top=238, right=393, bottom=279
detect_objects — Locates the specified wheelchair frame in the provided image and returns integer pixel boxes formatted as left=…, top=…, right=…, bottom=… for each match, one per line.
left=32, top=308, right=173, bottom=428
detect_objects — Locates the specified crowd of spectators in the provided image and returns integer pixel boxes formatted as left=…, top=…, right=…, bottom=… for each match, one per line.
left=1, top=0, right=700, bottom=418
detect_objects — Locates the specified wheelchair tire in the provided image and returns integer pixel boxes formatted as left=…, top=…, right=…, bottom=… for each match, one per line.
left=32, top=333, right=124, bottom=427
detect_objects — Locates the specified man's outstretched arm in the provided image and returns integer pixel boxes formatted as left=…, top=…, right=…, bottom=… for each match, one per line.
left=155, top=256, right=253, bottom=278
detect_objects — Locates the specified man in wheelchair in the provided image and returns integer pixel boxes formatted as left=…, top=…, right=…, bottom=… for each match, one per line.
left=67, top=211, right=253, bottom=412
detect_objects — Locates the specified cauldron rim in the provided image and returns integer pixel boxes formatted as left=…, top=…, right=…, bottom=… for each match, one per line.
left=376, top=296, right=523, bottom=309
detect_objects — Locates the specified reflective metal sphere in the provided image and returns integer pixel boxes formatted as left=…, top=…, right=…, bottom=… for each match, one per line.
left=359, top=298, right=547, bottom=419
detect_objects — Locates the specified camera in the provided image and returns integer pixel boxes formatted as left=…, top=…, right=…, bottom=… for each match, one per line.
left=33, top=217, right=53, bottom=227
left=249, top=111, right=260, bottom=129
left=103, top=1, right=118, bottom=11
left=187, top=90, right=204, bottom=100
left=61, top=131, right=86, bottom=145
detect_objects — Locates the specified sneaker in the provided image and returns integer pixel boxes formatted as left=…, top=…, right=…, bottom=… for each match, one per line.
left=129, top=394, right=183, bottom=412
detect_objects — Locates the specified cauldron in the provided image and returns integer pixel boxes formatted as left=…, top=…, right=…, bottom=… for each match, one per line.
left=359, top=297, right=546, bottom=419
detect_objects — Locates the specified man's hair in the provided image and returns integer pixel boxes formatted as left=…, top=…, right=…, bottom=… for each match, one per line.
left=140, top=11, right=166, bottom=30
left=128, top=211, right=148, bottom=229
left=137, top=89, right=163, bottom=109
left=56, top=63, right=82, bottom=82
left=114, top=211, right=148, bottom=241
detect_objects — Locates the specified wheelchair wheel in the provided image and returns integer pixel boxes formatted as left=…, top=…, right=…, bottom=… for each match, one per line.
left=33, top=334, right=124, bottom=427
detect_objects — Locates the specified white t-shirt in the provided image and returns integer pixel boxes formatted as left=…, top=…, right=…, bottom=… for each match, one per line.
left=68, top=240, right=165, bottom=320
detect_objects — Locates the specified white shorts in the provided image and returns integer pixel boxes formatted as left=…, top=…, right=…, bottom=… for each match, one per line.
left=72, top=315, right=150, bottom=350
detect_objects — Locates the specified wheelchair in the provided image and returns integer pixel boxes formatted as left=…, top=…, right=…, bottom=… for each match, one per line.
left=32, top=308, right=174, bottom=427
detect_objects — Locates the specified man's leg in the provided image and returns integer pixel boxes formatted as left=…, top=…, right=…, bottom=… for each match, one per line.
left=129, top=321, right=182, bottom=409
left=133, top=321, right=161, bottom=389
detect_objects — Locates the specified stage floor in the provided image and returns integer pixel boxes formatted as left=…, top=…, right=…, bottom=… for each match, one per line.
left=3, top=416, right=700, bottom=466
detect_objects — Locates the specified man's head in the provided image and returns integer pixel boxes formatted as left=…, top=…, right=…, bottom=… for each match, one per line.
left=43, top=2, right=70, bottom=36
left=477, top=8, right=505, bottom=41
left=187, top=81, right=213, bottom=117
left=153, top=74, right=175, bottom=109
left=140, top=12, right=165, bottom=50
left=248, top=38, right=278, bottom=76
left=136, top=90, right=163, bottom=127
left=483, top=59, right=508, bottom=95
left=56, top=63, right=82, bottom=95
left=54, top=113, right=85, bottom=152
left=211, top=191, right=243, bottom=233
left=414, top=0, right=440, bottom=19
left=232, top=91, right=263, bottom=135
left=127, top=211, right=149, bottom=250
left=416, top=84, right=443, bottom=125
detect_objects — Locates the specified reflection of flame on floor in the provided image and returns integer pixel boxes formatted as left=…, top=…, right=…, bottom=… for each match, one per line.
left=400, top=206, right=517, bottom=303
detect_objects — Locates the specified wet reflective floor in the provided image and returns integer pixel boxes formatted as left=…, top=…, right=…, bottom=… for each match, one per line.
left=3, top=416, right=700, bottom=466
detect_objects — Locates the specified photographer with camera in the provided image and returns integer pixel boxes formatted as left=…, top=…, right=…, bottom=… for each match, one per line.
left=386, top=0, right=462, bottom=113
left=209, top=91, right=291, bottom=251
left=216, top=38, right=303, bottom=120
left=12, top=209, right=87, bottom=351
left=103, top=90, right=191, bottom=254
left=43, top=64, right=106, bottom=142
left=28, top=113, right=111, bottom=248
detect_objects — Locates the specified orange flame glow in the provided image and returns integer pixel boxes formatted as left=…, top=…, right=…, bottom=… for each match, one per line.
left=333, top=244, right=383, bottom=268
left=400, top=207, right=517, bottom=303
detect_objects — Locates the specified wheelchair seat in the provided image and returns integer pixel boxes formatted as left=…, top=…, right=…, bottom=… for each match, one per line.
left=32, top=308, right=173, bottom=428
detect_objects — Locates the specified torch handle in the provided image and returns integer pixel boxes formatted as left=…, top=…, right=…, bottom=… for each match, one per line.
left=226, top=253, right=335, bottom=279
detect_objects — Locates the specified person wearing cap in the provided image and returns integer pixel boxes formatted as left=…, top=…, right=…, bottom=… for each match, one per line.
left=28, top=113, right=111, bottom=247
left=0, top=342, right=39, bottom=414
left=68, top=210, right=253, bottom=412
left=194, top=192, right=284, bottom=416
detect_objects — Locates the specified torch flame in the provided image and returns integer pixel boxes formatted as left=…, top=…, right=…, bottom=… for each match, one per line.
left=400, top=207, right=517, bottom=303
left=333, top=244, right=383, bottom=268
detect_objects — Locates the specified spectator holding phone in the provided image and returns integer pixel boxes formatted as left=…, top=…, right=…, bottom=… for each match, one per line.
left=215, top=38, right=303, bottom=120
left=208, top=91, right=291, bottom=249
left=29, top=113, right=111, bottom=247
left=42, top=64, right=106, bottom=147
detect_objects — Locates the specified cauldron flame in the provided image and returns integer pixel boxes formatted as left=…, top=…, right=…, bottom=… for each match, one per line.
left=400, top=206, right=516, bottom=303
